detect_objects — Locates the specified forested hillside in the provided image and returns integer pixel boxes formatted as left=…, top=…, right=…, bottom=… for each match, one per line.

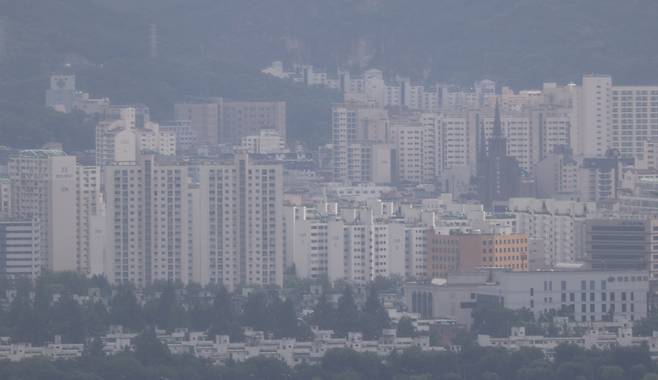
left=1, top=0, right=657, bottom=150
left=95, top=0, right=658, bottom=86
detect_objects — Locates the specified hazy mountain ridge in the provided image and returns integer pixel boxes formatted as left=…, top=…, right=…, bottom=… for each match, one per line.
left=93, top=0, right=658, bottom=86
left=1, top=0, right=657, bottom=150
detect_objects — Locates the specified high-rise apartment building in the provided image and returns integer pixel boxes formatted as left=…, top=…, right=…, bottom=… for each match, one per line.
left=95, top=119, right=138, bottom=166
left=331, top=104, right=392, bottom=183
left=509, top=198, right=597, bottom=267
left=285, top=203, right=418, bottom=285
left=103, top=156, right=190, bottom=286
left=579, top=75, right=612, bottom=157
left=8, top=150, right=77, bottom=271
left=102, top=153, right=284, bottom=289
left=196, top=154, right=283, bottom=289
left=610, top=86, right=658, bottom=160
left=76, top=166, right=104, bottom=276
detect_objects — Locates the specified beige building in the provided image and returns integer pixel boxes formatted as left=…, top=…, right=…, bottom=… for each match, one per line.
left=174, top=100, right=221, bottom=145
left=331, top=104, right=391, bottom=183
left=9, top=150, right=77, bottom=272
left=175, top=98, right=287, bottom=146
left=96, top=116, right=175, bottom=167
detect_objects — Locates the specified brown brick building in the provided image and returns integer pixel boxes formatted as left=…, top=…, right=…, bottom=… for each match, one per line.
left=426, top=231, right=529, bottom=279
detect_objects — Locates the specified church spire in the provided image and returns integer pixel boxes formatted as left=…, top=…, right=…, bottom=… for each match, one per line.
left=493, top=98, right=503, bottom=137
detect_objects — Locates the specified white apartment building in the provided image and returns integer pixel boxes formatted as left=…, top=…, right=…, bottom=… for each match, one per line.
left=196, top=154, right=284, bottom=290
left=386, top=112, right=475, bottom=184
left=611, top=85, right=658, bottom=160
left=0, top=218, right=41, bottom=280
left=138, top=121, right=176, bottom=156
left=331, top=104, right=391, bottom=183
left=579, top=75, right=612, bottom=157
left=285, top=203, right=417, bottom=284
left=480, top=112, right=535, bottom=174
left=405, top=227, right=428, bottom=280
left=103, top=157, right=191, bottom=286
left=76, top=166, right=104, bottom=276
left=96, top=119, right=137, bottom=166
left=509, top=198, right=598, bottom=267
left=9, top=150, right=77, bottom=272
left=335, top=218, right=405, bottom=284
left=532, top=109, right=572, bottom=160
left=390, top=120, right=432, bottom=183
left=441, top=113, right=474, bottom=170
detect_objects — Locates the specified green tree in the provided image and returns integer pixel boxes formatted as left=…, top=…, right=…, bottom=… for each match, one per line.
left=335, top=287, right=360, bottom=337
left=396, top=317, right=416, bottom=338
left=85, top=301, right=110, bottom=338
left=273, top=298, right=298, bottom=338
left=146, top=282, right=187, bottom=332
left=133, top=327, right=171, bottom=366
left=109, top=285, right=144, bottom=331
left=311, top=292, right=335, bottom=330
left=50, top=292, right=87, bottom=343
left=209, top=286, right=242, bottom=341
left=361, top=289, right=390, bottom=339
left=242, top=292, right=271, bottom=331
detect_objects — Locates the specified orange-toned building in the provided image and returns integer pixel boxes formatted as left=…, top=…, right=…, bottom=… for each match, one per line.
left=426, top=231, right=529, bottom=279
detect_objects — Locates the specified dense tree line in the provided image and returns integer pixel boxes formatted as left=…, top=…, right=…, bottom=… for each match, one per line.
left=1, top=340, right=658, bottom=380
left=0, top=273, right=397, bottom=345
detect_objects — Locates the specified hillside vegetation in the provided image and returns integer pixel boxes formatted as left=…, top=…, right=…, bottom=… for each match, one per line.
left=1, top=0, right=657, bottom=150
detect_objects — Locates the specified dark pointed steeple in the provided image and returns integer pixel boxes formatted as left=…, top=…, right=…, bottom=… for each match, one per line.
left=476, top=96, right=521, bottom=210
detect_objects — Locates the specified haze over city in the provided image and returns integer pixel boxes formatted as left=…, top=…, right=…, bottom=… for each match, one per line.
left=1, top=1, right=658, bottom=379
